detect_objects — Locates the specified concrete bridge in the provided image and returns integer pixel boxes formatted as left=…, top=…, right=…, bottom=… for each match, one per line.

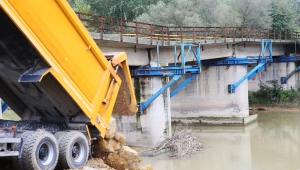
left=78, top=13, right=300, bottom=146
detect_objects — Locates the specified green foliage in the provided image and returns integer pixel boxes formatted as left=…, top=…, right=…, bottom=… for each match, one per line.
left=279, top=87, right=297, bottom=102
left=68, top=0, right=91, bottom=13
left=135, top=0, right=273, bottom=27
left=257, top=80, right=283, bottom=102
left=270, top=0, right=298, bottom=31
left=66, top=0, right=300, bottom=30
left=68, top=0, right=169, bottom=20
left=249, top=80, right=298, bottom=105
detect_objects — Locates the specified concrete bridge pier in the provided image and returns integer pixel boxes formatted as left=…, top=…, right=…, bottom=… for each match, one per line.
left=115, top=76, right=171, bottom=146
left=171, top=65, right=252, bottom=123
left=249, top=62, right=297, bottom=91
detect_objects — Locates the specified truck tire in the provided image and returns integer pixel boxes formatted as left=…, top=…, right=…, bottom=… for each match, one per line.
left=12, top=131, right=34, bottom=170
left=57, top=131, right=89, bottom=169
left=54, top=131, right=67, bottom=143
left=22, top=131, right=59, bottom=170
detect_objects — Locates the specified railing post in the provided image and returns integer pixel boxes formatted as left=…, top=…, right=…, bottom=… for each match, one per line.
left=280, top=31, right=281, bottom=42
left=192, top=27, right=195, bottom=43
left=204, top=27, right=207, bottom=43
left=253, top=28, right=256, bottom=41
left=162, top=26, right=165, bottom=46
left=224, top=27, right=227, bottom=43
left=167, top=27, right=170, bottom=46
left=136, top=22, right=139, bottom=44
left=214, top=27, right=216, bottom=43
left=246, top=28, right=248, bottom=41
left=120, top=19, right=123, bottom=42
left=180, top=27, right=183, bottom=43
left=233, top=27, right=235, bottom=43
left=77, top=12, right=81, bottom=20
left=241, top=27, right=243, bottom=41
left=150, top=24, right=153, bottom=45
left=99, top=16, right=104, bottom=40
left=285, top=31, right=287, bottom=42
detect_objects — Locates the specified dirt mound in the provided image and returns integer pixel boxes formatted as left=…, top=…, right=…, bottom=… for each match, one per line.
left=72, top=158, right=115, bottom=170
left=92, top=117, right=149, bottom=170
left=112, top=67, right=137, bottom=116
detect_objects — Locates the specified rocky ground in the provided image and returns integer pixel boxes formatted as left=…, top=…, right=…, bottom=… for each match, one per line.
left=87, top=117, right=152, bottom=170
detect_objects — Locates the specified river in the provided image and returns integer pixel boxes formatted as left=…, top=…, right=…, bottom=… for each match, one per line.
left=140, top=111, right=300, bottom=170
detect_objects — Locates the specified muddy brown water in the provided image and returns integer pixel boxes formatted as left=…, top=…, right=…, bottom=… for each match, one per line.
left=140, top=111, right=300, bottom=170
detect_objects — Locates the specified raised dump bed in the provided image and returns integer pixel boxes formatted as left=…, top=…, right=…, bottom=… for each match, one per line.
left=0, top=0, right=137, bottom=169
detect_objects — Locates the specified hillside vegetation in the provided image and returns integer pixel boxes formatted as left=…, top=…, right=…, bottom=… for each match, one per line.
left=68, top=0, right=300, bottom=31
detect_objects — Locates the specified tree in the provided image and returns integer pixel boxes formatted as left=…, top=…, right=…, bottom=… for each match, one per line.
left=135, top=0, right=272, bottom=27
left=270, top=0, right=298, bottom=31
left=230, top=0, right=271, bottom=28
left=67, top=0, right=91, bottom=13
left=66, top=0, right=300, bottom=30
left=136, top=0, right=204, bottom=26
left=67, top=0, right=169, bottom=20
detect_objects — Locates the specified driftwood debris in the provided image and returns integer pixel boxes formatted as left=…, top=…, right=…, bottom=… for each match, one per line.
left=145, top=126, right=204, bottom=158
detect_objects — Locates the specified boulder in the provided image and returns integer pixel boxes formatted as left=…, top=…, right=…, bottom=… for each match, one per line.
left=114, top=132, right=126, bottom=144
left=119, top=146, right=138, bottom=161
left=141, top=165, right=153, bottom=170
left=106, top=153, right=129, bottom=170
left=105, top=117, right=117, bottom=139
left=94, top=137, right=121, bottom=153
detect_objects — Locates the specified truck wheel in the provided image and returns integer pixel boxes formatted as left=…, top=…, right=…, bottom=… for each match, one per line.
left=12, top=131, right=34, bottom=170
left=22, top=131, right=59, bottom=170
left=57, top=131, right=89, bottom=169
left=54, top=131, right=67, bottom=143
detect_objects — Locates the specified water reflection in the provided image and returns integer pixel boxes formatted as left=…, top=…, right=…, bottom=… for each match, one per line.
left=141, top=112, right=300, bottom=170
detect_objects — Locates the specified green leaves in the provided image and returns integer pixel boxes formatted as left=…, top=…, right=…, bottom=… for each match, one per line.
left=66, top=0, right=299, bottom=30
left=250, top=80, right=298, bottom=105
left=270, top=0, right=298, bottom=31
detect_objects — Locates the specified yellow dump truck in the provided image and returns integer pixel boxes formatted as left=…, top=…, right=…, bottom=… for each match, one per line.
left=0, top=0, right=137, bottom=169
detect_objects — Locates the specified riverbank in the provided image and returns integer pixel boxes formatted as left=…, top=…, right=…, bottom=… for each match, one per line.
left=250, top=104, right=300, bottom=113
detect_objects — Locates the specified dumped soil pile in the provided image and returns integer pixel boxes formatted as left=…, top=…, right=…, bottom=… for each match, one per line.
left=112, top=67, right=137, bottom=116
left=89, top=117, right=152, bottom=170
left=72, top=158, right=115, bottom=170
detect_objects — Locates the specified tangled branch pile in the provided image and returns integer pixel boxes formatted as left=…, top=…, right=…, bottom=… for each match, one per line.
left=148, top=126, right=204, bottom=158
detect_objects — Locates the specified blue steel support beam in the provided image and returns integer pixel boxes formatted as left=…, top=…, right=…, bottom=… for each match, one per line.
left=202, top=56, right=300, bottom=66
left=131, top=67, right=200, bottom=77
left=281, top=66, right=300, bottom=84
left=139, top=75, right=182, bottom=113
left=228, top=40, right=272, bottom=93
left=134, top=43, right=201, bottom=112
left=228, top=62, right=271, bottom=93
left=2, top=103, right=8, bottom=113
left=170, top=73, right=198, bottom=98
left=261, top=39, right=272, bottom=58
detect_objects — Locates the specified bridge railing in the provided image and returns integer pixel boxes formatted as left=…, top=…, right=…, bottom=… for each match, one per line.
left=76, top=12, right=300, bottom=46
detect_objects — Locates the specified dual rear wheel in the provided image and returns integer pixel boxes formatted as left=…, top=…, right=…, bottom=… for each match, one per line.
left=13, top=131, right=89, bottom=170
